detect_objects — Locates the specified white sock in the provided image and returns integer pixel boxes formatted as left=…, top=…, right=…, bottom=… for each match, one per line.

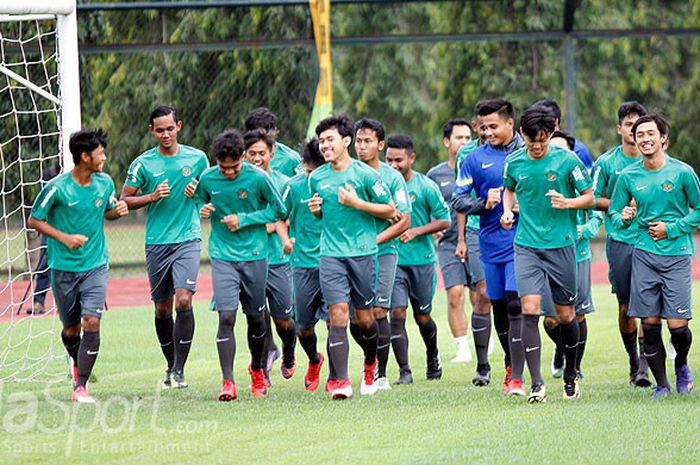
left=455, top=336, right=471, bottom=354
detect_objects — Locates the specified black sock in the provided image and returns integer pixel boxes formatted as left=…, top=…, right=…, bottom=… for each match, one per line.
left=247, top=314, right=267, bottom=371
left=376, top=317, right=390, bottom=378
left=471, top=313, right=491, bottom=366
left=263, top=309, right=276, bottom=355
left=275, top=319, right=297, bottom=366
left=298, top=331, right=320, bottom=364
left=154, top=315, right=175, bottom=370
left=76, top=331, right=99, bottom=388
left=173, top=308, right=194, bottom=372
left=349, top=322, right=364, bottom=352
left=576, top=319, right=588, bottom=371
left=61, top=331, right=80, bottom=364
left=390, top=317, right=410, bottom=373
left=328, top=326, right=349, bottom=380
left=642, top=323, right=669, bottom=389
left=418, top=318, right=438, bottom=359
left=216, top=312, right=237, bottom=382
left=508, top=314, right=525, bottom=381
left=638, top=336, right=649, bottom=374
left=522, top=314, right=543, bottom=386
left=670, top=326, right=692, bottom=369
left=620, top=329, right=639, bottom=375
left=543, top=323, right=561, bottom=346
left=361, top=320, right=379, bottom=365
left=492, top=299, right=511, bottom=368
left=559, top=319, right=580, bottom=383
left=326, top=329, right=337, bottom=380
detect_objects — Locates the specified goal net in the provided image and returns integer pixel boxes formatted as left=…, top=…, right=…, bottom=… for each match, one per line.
left=0, top=1, right=80, bottom=382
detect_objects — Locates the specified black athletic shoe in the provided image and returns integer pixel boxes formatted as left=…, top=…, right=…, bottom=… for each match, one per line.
left=563, top=378, right=580, bottom=400
left=576, top=369, right=584, bottom=380
left=162, top=369, right=172, bottom=389
left=426, top=355, right=442, bottom=380
left=393, top=370, right=413, bottom=385
left=634, top=369, right=652, bottom=388
left=472, top=363, right=491, bottom=387
left=172, top=369, right=188, bottom=389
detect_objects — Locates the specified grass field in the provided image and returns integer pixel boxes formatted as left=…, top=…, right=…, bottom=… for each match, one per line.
left=0, top=284, right=699, bottom=464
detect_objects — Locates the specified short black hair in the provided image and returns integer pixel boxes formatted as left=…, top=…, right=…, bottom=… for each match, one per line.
left=617, top=101, right=647, bottom=123
left=212, top=129, right=245, bottom=162
left=550, top=130, right=575, bottom=151
left=315, top=113, right=354, bottom=140
left=475, top=98, right=515, bottom=121
left=244, top=128, right=275, bottom=151
left=244, top=107, right=277, bottom=132
left=386, top=134, right=414, bottom=154
left=69, top=129, right=108, bottom=165
left=354, top=118, right=385, bottom=142
left=302, top=138, right=325, bottom=167
left=149, top=105, right=178, bottom=125
left=533, top=99, right=561, bottom=121
left=520, top=106, right=557, bottom=140
left=443, top=118, right=471, bottom=139
left=631, top=113, right=670, bottom=140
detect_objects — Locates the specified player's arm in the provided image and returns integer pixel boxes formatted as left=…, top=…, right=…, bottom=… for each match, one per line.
left=377, top=180, right=411, bottom=244
left=339, top=177, right=395, bottom=220
left=661, top=169, right=700, bottom=240
left=591, top=160, right=610, bottom=211
left=104, top=180, right=129, bottom=220
left=401, top=183, right=450, bottom=243
left=608, top=175, right=635, bottom=229
left=452, top=157, right=487, bottom=215
left=548, top=161, right=595, bottom=210
left=377, top=212, right=410, bottom=245
left=238, top=176, right=287, bottom=229
left=577, top=210, right=603, bottom=242
left=455, top=213, right=468, bottom=259
left=28, top=216, right=87, bottom=249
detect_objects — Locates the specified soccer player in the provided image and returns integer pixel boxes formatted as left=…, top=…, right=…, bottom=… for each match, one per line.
left=245, top=107, right=303, bottom=177
left=609, top=114, right=699, bottom=398
left=592, top=101, right=652, bottom=386
left=281, top=139, right=327, bottom=391
left=501, top=106, right=594, bottom=402
left=533, top=99, right=594, bottom=171
left=197, top=129, right=286, bottom=399
left=452, top=98, right=527, bottom=392
left=28, top=129, right=128, bottom=403
left=307, top=114, right=395, bottom=399
left=427, top=119, right=480, bottom=364
left=244, top=128, right=297, bottom=380
left=121, top=105, right=209, bottom=389
left=353, top=118, right=411, bottom=392
left=386, top=135, right=450, bottom=382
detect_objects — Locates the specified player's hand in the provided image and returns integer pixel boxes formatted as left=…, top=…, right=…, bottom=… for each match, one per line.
left=648, top=221, right=667, bottom=241
left=433, top=231, right=444, bottom=241
left=184, top=178, right=198, bottom=198
left=338, top=183, right=359, bottom=208
left=200, top=203, right=215, bottom=219
left=150, top=180, right=170, bottom=202
left=500, top=210, right=514, bottom=230
left=283, top=237, right=295, bottom=254
left=485, top=187, right=503, bottom=210
left=455, top=239, right=467, bottom=261
left=113, top=200, right=129, bottom=217
left=308, top=193, right=323, bottom=214
left=546, top=189, right=569, bottom=209
left=399, top=228, right=417, bottom=243
left=221, top=214, right=240, bottom=232
left=512, top=200, right=520, bottom=215
left=61, top=234, right=88, bottom=249
left=390, top=210, right=404, bottom=224
left=621, top=204, right=637, bottom=222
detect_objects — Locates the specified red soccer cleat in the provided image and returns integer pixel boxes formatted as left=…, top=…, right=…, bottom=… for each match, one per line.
left=250, top=368, right=268, bottom=398
left=329, top=378, right=353, bottom=400
left=502, top=366, right=513, bottom=394
left=217, top=379, right=237, bottom=401
left=304, top=353, right=324, bottom=392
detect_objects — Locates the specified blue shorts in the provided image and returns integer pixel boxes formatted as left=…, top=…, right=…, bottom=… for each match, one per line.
left=211, top=258, right=267, bottom=316
left=319, top=255, right=376, bottom=310
left=390, top=264, right=436, bottom=314
left=481, top=260, right=517, bottom=301
left=266, top=263, right=293, bottom=319
left=51, top=265, right=108, bottom=327
left=375, top=253, right=398, bottom=309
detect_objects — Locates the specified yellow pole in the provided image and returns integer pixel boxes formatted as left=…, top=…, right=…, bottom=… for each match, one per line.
left=307, top=0, right=332, bottom=140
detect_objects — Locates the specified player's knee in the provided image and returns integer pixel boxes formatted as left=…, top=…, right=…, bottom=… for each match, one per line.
left=62, top=324, right=81, bottom=339
left=219, top=311, right=236, bottom=329
left=520, top=299, right=539, bottom=315
left=544, top=316, right=558, bottom=329
left=556, top=307, right=575, bottom=324
left=641, top=322, right=662, bottom=353
left=390, top=308, right=407, bottom=320
left=414, top=313, right=431, bottom=326
left=81, top=316, right=100, bottom=332
left=328, top=304, right=349, bottom=326
left=373, top=307, right=388, bottom=319
left=154, top=302, right=172, bottom=319
left=576, top=315, right=586, bottom=323
left=506, top=293, right=521, bottom=317
left=273, top=317, right=294, bottom=331
left=355, top=309, right=374, bottom=328
left=298, top=327, right=315, bottom=338
left=174, top=292, right=193, bottom=310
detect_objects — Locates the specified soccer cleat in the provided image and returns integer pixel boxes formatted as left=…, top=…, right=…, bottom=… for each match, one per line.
left=375, top=377, right=392, bottom=391
left=634, top=369, right=652, bottom=388
left=69, top=359, right=79, bottom=389
left=172, top=370, right=188, bottom=389
left=161, top=369, right=172, bottom=389
left=502, top=366, right=513, bottom=393
left=281, top=357, right=296, bottom=380
left=330, top=379, right=353, bottom=400
left=304, top=353, right=324, bottom=392
left=426, top=355, right=442, bottom=380
left=217, top=379, right=237, bottom=401
left=28, top=302, right=46, bottom=315
left=250, top=368, right=268, bottom=398
left=450, top=348, right=473, bottom=364
left=325, top=378, right=335, bottom=393
left=563, top=378, right=580, bottom=400
left=675, top=363, right=693, bottom=395
left=505, top=378, right=526, bottom=396
left=266, top=346, right=280, bottom=374
left=651, top=385, right=672, bottom=399
left=551, top=348, right=565, bottom=378
left=361, top=360, right=379, bottom=395
left=527, top=384, right=547, bottom=403
left=71, top=386, right=96, bottom=404
left=393, top=370, right=413, bottom=385
left=577, top=369, right=585, bottom=381
left=472, top=363, right=491, bottom=387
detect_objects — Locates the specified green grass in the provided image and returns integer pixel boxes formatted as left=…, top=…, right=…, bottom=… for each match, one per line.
left=1, top=284, right=699, bottom=464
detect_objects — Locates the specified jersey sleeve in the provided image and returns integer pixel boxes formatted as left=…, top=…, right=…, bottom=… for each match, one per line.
left=106, top=176, right=117, bottom=211
left=196, top=153, right=210, bottom=179
left=608, top=173, right=633, bottom=230
left=125, top=157, right=146, bottom=189
left=238, top=174, right=287, bottom=229
left=280, top=179, right=294, bottom=221
left=428, top=178, right=451, bottom=222
left=591, top=157, right=609, bottom=200
left=454, top=155, right=475, bottom=197
left=194, top=176, right=211, bottom=206
left=570, top=156, right=592, bottom=193
left=31, top=182, right=58, bottom=221
left=578, top=209, right=603, bottom=241
left=503, top=159, right=517, bottom=191
left=392, top=175, right=412, bottom=214
left=364, top=170, right=391, bottom=204
left=665, top=167, right=700, bottom=239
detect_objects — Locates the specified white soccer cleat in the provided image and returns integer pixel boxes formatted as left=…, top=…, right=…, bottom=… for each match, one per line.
left=71, top=386, right=96, bottom=404
left=360, top=361, right=379, bottom=395
left=451, top=350, right=473, bottom=363
left=375, top=377, right=392, bottom=391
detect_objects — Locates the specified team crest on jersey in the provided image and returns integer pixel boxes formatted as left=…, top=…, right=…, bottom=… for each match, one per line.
left=182, top=167, right=192, bottom=177
left=662, top=182, right=674, bottom=192
left=95, top=198, right=103, bottom=207
left=546, top=171, right=557, bottom=182
left=409, top=193, right=417, bottom=202
left=238, top=190, right=248, bottom=199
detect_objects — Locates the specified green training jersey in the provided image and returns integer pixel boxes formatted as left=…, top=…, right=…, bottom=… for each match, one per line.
left=504, top=145, right=592, bottom=249
left=126, top=144, right=209, bottom=245
left=456, top=138, right=480, bottom=231
left=267, top=170, right=291, bottom=266
left=196, top=164, right=286, bottom=262
left=609, top=156, right=700, bottom=256
left=31, top=171, right=116, bottom=272
left=308, top=158, right=392, bottom=258
left=575, top=209, right=603, bottom=263
left=272, top=141, right=304, bottom=178
left=591, top=145, right=642, bottom=244
left=398, top=172, right=450, bottom=266
left=282, top=172, right=322, bottom=268
left=375, top=162, right=412, bottom=256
